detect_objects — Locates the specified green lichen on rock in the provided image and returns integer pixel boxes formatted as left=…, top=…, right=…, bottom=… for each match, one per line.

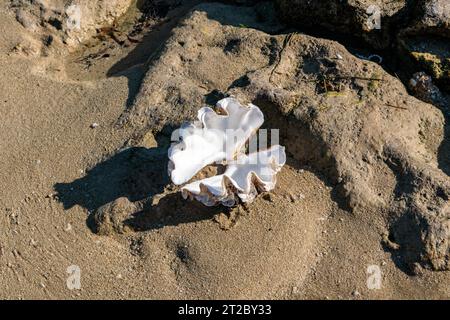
left=410, top=51, right=450, bottom=81
left=399, top=33, right=450, bottom=90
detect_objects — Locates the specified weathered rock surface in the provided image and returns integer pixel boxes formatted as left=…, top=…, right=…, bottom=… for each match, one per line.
left=274, top=0, right=450, bottom=92
left=94, top=197, right=137, bottom=235
left=12, top=0, right=450, bottom=94
left=10, top=0, right=134, bottom=52
left=409, top=72, right=449, bottom=110
left=407, top=0, right=450, bottom=36
left=125, top=3, right=449, bottom=272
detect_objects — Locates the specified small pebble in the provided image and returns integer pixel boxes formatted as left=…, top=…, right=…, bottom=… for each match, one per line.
left=262, top=193, right=274, bottom=203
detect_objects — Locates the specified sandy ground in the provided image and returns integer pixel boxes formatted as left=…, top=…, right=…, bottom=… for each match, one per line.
left=0, top=1, right=448, bottom=299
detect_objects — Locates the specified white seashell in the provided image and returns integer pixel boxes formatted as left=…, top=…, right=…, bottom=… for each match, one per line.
left=181, top=145, right=286, bottom=207
left=168, top=97, right=264, bottom=185
left=168, top=97, right=286, bottom=206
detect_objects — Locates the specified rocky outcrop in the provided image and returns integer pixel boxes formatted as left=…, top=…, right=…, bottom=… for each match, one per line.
left=12, top=0, right=450, bottom=94
left=275, top=0, right=409, bottom=49
left=10, top=0, right=134, bottom=52
left=124, top=3, right=449, bottom=272
left=274, top=0, right=450, bottom=93
left=406, top=0, right=450, bottom=36
left=399, top=0, right=450, bottom=91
